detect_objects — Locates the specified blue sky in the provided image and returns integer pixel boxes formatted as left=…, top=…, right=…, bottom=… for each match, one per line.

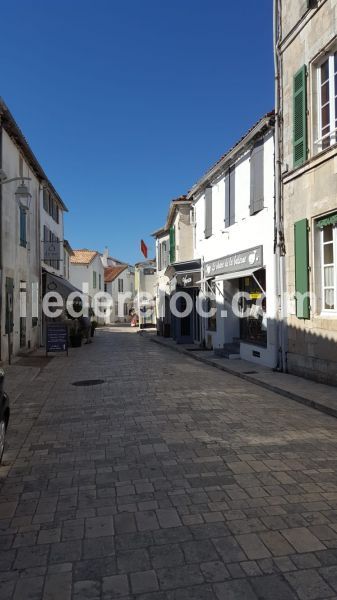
left=2, top=0, right=274, bottom=264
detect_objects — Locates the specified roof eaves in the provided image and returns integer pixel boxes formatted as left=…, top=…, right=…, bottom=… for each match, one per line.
left=187, top=111, right=275, bottom=200
left=0, top=98, right=69, bottom=212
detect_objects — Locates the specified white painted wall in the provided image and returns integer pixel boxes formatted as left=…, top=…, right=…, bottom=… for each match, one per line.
left=40, top=194, right=64, bottom=277
left=105, top=266, right=135, bottom=323
left=193, top=130, right=278, bottom=367
left=69, top=253, right=105, bottom=299
left=1, top=129, right=41, bottom=360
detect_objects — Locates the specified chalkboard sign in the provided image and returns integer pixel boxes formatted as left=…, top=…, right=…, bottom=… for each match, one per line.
left=46, top=324, right=68, bottom=356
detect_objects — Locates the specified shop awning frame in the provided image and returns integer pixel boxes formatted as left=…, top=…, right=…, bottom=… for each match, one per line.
left=215, top=266, right=266, bottom=295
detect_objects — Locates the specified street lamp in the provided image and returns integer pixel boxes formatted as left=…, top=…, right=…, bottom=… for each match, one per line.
left=0, top=170, right=32, bottom=211
left=15, top=182, right=32, bottom=211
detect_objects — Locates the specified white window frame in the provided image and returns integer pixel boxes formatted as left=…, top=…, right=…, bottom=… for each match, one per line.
left=320, top=226, right=337, bottom=314
left=315, top=49, right=337, bottom=153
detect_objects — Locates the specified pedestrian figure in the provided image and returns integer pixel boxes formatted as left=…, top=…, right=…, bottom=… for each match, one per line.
left=79, top=315, right=92, bottom=344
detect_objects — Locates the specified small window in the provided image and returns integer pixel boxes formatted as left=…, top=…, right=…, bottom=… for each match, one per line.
left=43, top=189, right=49, bottom=212
left=118, top=279, right=124, bottom=293
left=20, top=208, right=27, bottom=248
left=93, top=271, right=97, bottom=289
left=99, top=273, right=102, bottom=290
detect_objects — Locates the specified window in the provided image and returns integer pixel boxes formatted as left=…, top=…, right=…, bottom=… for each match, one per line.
left=293, top=65, right=308, bottom=167
left=250, top=139, right=264, bottom=215
left=316, top=51, right=337, bottom=152
left=93, top=271, right=97, bottom=289
left=169, top=226, right=176, bottom=263
left=43, top=189, right=60, bottom=223
left=20, top=208, right=27, bottom=247
left=124, top=303, right=128, bottom=316
left=321, top=223, right=337, bottom=311
left=99, top=274, right=102, bottom=290
left=159, top=240, right=168, bottom=271
left=204, top=187, right=213, bottom=238
left=225, top=167, right=235, bottom=227
left=118, top=278, right=124, bottom=293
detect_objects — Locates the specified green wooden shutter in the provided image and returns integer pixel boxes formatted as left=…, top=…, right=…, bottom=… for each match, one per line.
left=293, top=65, right=308, bottom=168
left=169, top=226, right=176, bottom=264
left=294, top=218, right=310, bottom=319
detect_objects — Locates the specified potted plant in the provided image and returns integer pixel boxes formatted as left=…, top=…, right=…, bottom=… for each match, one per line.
left=91, top=320, right=98, bottom=337
left=69, top=323, right=82, bottom=347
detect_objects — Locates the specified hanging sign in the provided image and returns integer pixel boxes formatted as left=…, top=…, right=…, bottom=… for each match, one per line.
left=44, top=241, right=61, bottom=261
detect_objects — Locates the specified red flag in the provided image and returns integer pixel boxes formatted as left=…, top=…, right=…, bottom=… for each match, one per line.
left=141, top=239, right=148, bottom=258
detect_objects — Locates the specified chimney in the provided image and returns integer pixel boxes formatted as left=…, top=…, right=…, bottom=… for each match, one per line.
left=102, top=246, right=109, bottom=267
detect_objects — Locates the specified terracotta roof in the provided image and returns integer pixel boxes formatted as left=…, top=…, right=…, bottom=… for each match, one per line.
left=70, top=249, right=99, bottom=265
left=104, top=265, right=128, bottom=283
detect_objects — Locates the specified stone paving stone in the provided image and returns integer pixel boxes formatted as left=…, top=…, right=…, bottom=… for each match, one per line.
left=14, top=545, right=49, bottom=570
left=235, top=533, right=271, bottom=560
left=102, top=574, right=129, bottom=599
left=167, top=584, right=217, bottom=600
left=214, top=579, right=258, bottom=600
left=73, top=557, right=117, bottom=582
left=82, top=536, right=115, bottom=559
left=43, top=572, right=72, bottom=600
left=114, top=513, right=137, bottom=534
left=212, top=536, right=246, bottom=563
left=200, top=561, right=230, bottom=583
left=73, top=580, right=101, bottom=600
left=182, top=539, right=219, bottom=565
left=282, top=527, right=326, bottom=553
left=259, top=530, right=294, bottom=556
left=250, top=574, right=297, bottom=600
left=13, top=576, right=44, bottom=600
left=135, top=511, right=160, bottom=532
left=117, top=548, right=151, bottom=573
left=49, top=540, right=82, bottom=563
left=149, top=543, right=184, bottom=569
left=130, top=569, right=159, bottom=594
left=156, top=509, right=182, bottom=529
left=157, top=564, right=204, bottom=590
left=285, top=568, right=335, bottom=599
left=85, top=516, right=114, bottom=538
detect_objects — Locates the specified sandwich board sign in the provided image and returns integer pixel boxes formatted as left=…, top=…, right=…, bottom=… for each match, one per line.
left=46, top=323, right=68, bottom=356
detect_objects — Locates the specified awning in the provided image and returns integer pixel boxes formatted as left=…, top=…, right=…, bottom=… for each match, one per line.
left=44, top=271, right=84, bottom=300
left=215, top=267, right=262, bottom=282
left=215, top=266, right=266, bottom=295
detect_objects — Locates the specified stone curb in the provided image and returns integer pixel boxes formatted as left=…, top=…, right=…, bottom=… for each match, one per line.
left=142, top=332, right=337, bottom=421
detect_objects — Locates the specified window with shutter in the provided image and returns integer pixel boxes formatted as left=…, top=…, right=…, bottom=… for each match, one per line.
left=204, top=187, right=213, bottom=238
left=294, top=218, right=310, bottom=319
left=293, top=65, right=308, bottom=167
left=20, top=208, right=27, bottom=247
left=43, top=189, right=49, bottom=212
left=250, top=139, right=264, bottom=215
left=224, top=168, right=236, bottom=228
left=169, top=226, right=176, bottom=264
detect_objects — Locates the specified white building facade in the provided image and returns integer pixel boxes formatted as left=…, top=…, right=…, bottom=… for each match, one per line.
left=104, top=264, right=135, bottom=323
left=0, top=100, right=68, bottom=362
left=190, top=113, right=278, bottom=368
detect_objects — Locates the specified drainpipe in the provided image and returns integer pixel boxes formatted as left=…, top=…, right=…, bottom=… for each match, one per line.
left=273, top=0, right=287, bottom=372
left=0, top=121, right=2, bottom=361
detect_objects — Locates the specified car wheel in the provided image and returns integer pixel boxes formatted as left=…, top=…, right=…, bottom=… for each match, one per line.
left=0, top=418, right=6, bottom=463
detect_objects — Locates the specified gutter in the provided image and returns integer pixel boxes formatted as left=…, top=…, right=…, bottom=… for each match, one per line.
left=274, top=0, right=287, bottom=373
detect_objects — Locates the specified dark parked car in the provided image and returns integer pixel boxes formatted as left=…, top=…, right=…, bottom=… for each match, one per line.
left=0, top=369, right=10, bottom=464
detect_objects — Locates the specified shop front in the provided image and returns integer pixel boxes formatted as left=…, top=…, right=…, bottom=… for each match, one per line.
left=169, top=260, right=201, bottom=344
left=203, top=245, right=277, bottom=366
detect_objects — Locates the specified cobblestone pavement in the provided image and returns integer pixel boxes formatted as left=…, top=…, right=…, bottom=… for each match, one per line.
left=2, top=327, right=337, bottom=599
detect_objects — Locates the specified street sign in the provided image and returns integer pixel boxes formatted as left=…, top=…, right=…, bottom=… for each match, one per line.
left=46, top=323, right=68, bottom=356
left=44, top=241, right=61, bottom=261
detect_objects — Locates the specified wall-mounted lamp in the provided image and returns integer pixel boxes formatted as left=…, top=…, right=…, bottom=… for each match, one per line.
left=15, top=182, right=32, bottom=211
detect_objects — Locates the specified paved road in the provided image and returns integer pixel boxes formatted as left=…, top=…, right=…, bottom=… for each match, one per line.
left=2, top=328, right=337, bottom=600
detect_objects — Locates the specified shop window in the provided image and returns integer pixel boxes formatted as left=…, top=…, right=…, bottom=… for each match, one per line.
left=207, top=280, right=217, bottom=332
left=320, top=222, right=337, bottom=311
left=239, top=269, right=267, bottom=346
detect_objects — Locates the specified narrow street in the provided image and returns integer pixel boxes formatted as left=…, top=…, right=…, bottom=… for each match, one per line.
left=2, top=328, right=337, bottom=600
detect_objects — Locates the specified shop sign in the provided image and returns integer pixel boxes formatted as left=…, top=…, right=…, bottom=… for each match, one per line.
left=204, top=246, right=263, bottom=278
left=44, top=241, right=61, bottom=261
left=143, top=268, right=155, bottom=275
left=176, top=271, right=201, bottom=288
left=46, top=323, right=68, bottom=355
